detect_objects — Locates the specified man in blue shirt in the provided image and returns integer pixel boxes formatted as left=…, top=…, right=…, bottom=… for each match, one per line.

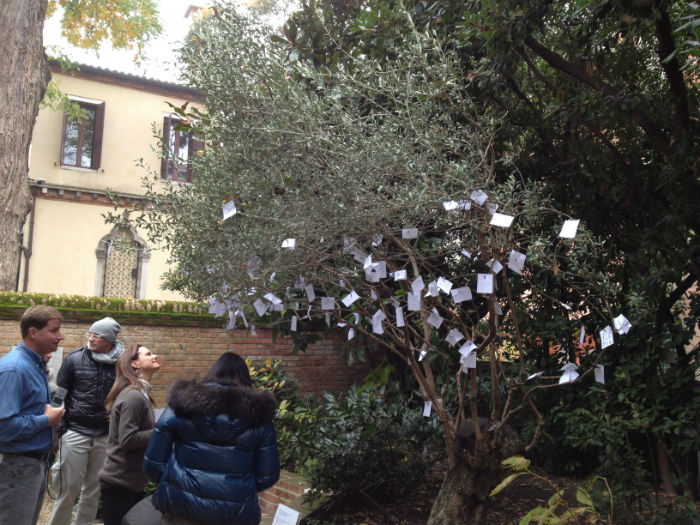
left=0, top=305, right=66, bottom=525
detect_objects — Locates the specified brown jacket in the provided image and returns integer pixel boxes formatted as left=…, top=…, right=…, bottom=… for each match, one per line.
left=98, top=386, right=155, bottom=491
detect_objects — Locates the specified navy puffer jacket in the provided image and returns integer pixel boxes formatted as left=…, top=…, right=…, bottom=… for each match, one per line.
left=143, top=378, right=280, bottom=525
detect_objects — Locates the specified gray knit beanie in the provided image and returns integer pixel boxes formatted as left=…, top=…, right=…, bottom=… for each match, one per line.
left=88, top=317, right=121, bottom=343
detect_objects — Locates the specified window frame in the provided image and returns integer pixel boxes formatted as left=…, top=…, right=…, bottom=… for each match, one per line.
left=59, top=96, right=105, bottom=171
left=160, top=115, right=203, bottom=183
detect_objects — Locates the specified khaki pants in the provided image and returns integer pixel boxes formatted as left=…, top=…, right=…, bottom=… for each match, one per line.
left=48, top=430, right=108, bottom=525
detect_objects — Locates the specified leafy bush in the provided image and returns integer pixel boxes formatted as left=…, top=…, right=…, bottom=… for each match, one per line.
left=301, top=378, right=442, bottom=505
left=247, top=358, right=321, bottom=470
left=248, top=358, right=299, bottom=404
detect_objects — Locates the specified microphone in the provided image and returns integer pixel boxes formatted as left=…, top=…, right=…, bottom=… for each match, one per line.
left=51, top=386, right=67, bottom=407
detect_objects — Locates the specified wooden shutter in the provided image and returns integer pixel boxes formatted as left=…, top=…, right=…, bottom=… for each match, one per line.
left=160, top=116, right=170, bottom=179
left=91, top=102, right=105, bottom=169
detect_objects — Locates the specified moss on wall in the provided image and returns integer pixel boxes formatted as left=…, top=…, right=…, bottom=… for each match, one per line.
left=0, top=291, right=223, bottom=327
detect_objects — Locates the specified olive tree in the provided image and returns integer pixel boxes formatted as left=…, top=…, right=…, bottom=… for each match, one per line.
left=113, top=5, right=628, bottom=523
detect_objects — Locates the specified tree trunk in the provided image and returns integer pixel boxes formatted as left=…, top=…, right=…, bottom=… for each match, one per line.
left=427, top=421, right=523, bottom=525
left=0, top=0, right=51, bottom=290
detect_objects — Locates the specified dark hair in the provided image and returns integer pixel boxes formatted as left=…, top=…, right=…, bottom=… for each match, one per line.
left=105, top=343, right=154, bottom=413
left=20, top=305, right=63, bottom=338
left=202, top=352, right=253, bottom=388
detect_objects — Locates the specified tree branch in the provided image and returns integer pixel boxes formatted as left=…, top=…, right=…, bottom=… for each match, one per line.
left=523, top=34, right=671, bottom=157
left=654, top=5, right=690, bottom=142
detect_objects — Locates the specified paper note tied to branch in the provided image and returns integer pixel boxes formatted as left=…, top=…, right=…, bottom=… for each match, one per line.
left=221, top=198, right=237, bottom=220
left=559, top=219, right=580, bottom=239
left=490, top=212, right=514, bottom=228
left=477, top=274, right=494, bottom=294
left=508, top=250, right=526, bottom=275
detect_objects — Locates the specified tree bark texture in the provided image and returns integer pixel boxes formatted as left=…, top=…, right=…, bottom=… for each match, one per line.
left=0, top=0, right=50, bottom=290
left=427, top=422, right=523, bottom=525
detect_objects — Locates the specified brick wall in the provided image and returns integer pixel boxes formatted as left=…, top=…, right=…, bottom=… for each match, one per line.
left=0, top=315, right=369, bottom=406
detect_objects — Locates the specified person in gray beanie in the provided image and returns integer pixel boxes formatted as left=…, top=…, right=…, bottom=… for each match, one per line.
left=49, top=317, right=125, bottom=525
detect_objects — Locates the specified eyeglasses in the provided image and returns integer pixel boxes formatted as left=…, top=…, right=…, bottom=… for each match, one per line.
left=85, top=331, right=105, bottom=341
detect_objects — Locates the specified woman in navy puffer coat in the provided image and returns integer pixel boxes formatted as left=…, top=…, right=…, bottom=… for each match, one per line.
left=143, top=352, right=280, bottom=525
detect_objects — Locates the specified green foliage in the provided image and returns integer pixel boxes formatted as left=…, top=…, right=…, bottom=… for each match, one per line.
left=301, top=380, right=442, bottom=504
left=248, top=357, right=300, bottom=406
left=46, top=0, right=161, bottom=55
left=275, top=395, right=322, bottom=471
left=0, top=291, right=208, bottom=317
left=492, top=456, right=612, bottom=525
left=247, top=357, right=315, bottom=470
left=107, top=1, right=700, bottom=519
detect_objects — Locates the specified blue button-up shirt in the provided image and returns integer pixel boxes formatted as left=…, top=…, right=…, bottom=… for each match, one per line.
left=0, top=342, right=52, bottom=453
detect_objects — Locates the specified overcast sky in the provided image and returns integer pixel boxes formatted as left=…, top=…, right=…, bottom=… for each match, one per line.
left=43, top=0, right=198, bottom=84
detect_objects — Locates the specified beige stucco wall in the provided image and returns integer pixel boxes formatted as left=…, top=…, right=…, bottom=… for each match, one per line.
left=19, top=198, right=183, bottom=300
left=22, top=69, right=202, bottom=301
left=29, top=71, right=195, bottom=193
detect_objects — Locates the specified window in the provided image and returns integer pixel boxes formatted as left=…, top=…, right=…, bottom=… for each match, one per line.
left=60, top=97, right=105, bottom=170
left=161, top=115, right=203, bottom=183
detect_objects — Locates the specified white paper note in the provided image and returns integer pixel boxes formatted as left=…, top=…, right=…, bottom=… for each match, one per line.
left=477, top=274, right=494, bottom=294
left=559, top=370, right=579, bottom=384
left=272, top=503, right=301, bottom=525
left=407, top=292, right=421, bottom=311
left=221, top=199, right=237, bottom=220
left=426, top=308, right=443, bottom=329
left=396, top=306, right=405, bottom=327
left=253, top=298, right=268, bottom=317
left=290, top=315, right=297, bottom=332
left=458, top=340, right=477, bottom=357
left=559, top=219, right=580, bottom=239
left=264, top=293, right=282, bottom=305
left=423, top=400, right=432, bottom=417
left=353, top=248, right=368, bottom=264
left=451, top=286, right=472, bottom=303
left=281, top=238, right=296, bottom=249
left=445, top=328, right=464, bottom=346
left=320, top=297, right=335, bottom=310
left=461, top=352, right=477, bottom=369
left=437, top=276, right=453, bottom=294
left=470, top=189, right=488, bottom=206
left=486, top=259, right=503, bottom=274
left=508, top=250, right=526, bottom=275
left=594, top=365, right=605, bottom=384
left=402, top=228, right=419, bottom=239
left=600, top=325, right=614, bottom=349
left=490, top=212, right=514, bottom=228
left=341, top=291, right=360, bottom=307
left=425, top=281, right=439, bottom=297
left=305, top=284, right=315, bottom=302
left=393, top=269, right=407, bottom=281
left=411, top=276, right=425, bottom=294
left=613, top=314, right=632, bottom=335
left=372, top=309, right=386, bottom=334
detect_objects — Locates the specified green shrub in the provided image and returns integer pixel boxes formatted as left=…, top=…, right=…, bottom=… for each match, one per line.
left=301, top=380, right=442, bottom=505
left=247, top=358, right=321, bottom=470
left=248, top=358, right=299, bottom=404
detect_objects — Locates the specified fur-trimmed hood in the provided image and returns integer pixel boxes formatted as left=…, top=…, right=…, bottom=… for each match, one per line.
left=167, top=378, right=276, bottom=428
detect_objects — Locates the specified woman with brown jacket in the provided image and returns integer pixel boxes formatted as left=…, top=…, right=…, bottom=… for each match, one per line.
left=98, top=344, right=161, bottom=525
